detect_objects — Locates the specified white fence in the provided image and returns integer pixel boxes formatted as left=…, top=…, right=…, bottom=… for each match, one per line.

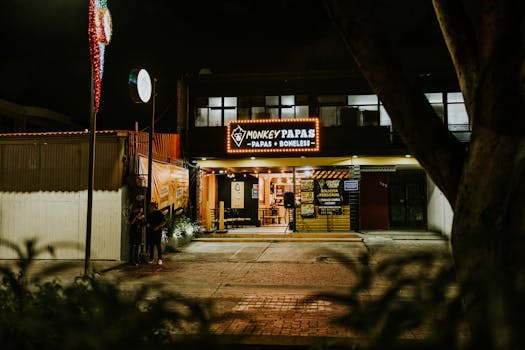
left=427, top=177, right=453, bottom=238
left=0, top=189, right=124, bottom=260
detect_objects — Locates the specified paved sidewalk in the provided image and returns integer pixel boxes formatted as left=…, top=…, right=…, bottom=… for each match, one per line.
left=10, top=230, right=452, bottom=348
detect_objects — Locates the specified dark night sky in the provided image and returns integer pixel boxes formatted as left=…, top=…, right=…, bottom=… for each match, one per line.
left=0, top=0, right=451, bottom=131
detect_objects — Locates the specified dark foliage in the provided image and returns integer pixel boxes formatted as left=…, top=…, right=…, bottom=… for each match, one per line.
left=0, top=239, right=225, bottom=350
left=308, top=250, right=468, bottom=349
left=308, top=247, right=525, bottom=349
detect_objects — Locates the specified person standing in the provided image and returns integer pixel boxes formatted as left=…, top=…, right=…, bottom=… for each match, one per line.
left=147, top=202, right=166, bottom=265
left=128, top=204, right=145, bottom=265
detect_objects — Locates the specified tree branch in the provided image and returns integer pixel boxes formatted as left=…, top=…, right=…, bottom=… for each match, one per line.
left=461, top=0, right=525, bottom=135
left=432, top=0, right=479, bottom=120
left=324, top=0, right=465, bottom=204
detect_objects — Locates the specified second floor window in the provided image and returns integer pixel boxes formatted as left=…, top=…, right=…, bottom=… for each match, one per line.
left=193, top=92, right=469, bottom=137
left=195, top=97, right=237, bottom=127
left=447, top=92, right=469, bottom=131
left=195, top=95, right=309, bottom=126
left=265, top=95, right=309, bottom=119
left=348, top=94, right=380, bottom=126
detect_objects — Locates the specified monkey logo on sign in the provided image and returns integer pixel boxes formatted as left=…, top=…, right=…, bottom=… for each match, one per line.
left=231, top=125, right=247, bottom=147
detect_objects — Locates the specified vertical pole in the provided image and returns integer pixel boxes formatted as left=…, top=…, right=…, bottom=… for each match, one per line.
left=292, top=166, right=297, bottom=232
left=146, top=79, right=157, bottom=211
left=219, top=201, right=225, bottom=231
left=85, top=68, right=96, bottom=275
left=134, top=121, right=139, bottom=176
left=134, top=121, right=146, bottom=251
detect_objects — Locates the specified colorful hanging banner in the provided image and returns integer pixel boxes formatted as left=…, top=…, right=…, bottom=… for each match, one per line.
left=88, top=0, right=112, bottom=113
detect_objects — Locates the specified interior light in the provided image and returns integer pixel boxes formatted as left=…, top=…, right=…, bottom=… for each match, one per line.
left=250, top=156, right=256, bottom=160
left=352, top=155, right=358, bottom=159
left=405, top=154, right=412, bottom=158
left=201, top=157, right=207, bottom=161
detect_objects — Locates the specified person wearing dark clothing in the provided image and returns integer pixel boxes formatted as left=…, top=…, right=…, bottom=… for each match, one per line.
left=147, top=202, right=166, bottom=265
left=128, top=205, right=145, bottom=265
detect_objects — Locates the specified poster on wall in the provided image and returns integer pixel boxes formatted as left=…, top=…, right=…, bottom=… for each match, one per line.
left=316, top=178, right=343, bottom=215
left=300, top=178, right=315, bottom=218
left=300, top=179, right=314, bottom=191
left=231, top=181, right=244, bottom=208
left=301, top=191, right=314, bottom=202
left=160, top=185, right=170, bottom=206
left=301, top=203, right=315, bottom=217
left=275, top=185, right=285, bottom=197
left=252, top=184, right=259, bottom=199
left=139, top=156, right=189, bottom=210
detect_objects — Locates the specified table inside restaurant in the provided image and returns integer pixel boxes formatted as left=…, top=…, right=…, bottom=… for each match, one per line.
left=259, top=207, right=282, bottom=225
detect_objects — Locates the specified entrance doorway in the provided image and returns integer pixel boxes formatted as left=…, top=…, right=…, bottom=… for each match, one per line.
left=200, top=166, right=351, bottom=233
left=360, top=172, right=389, bottom=229
left=389, top=171, right=426, bottom=228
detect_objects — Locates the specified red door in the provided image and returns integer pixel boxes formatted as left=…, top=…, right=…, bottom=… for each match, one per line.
left=360, top=172, right=389, bottom=229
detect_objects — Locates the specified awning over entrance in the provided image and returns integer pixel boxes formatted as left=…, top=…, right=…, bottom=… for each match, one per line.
left=195, top=156, right=420, bottom=173
left=313, top=169, right=349, bottom=179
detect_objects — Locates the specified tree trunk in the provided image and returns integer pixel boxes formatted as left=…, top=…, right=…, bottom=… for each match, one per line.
left=452, top=128, right=525, bottom=349
left=325, top=0, right=525, bottom=347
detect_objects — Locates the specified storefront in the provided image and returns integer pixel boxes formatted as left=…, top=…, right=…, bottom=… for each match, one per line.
left=182, top=71, right=459, bottom=235
left=193, top=118, right=423, bottom=233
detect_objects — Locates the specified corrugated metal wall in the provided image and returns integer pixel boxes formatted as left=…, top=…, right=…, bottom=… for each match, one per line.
left=0, top=133, right=127, bottom=191
left=129, top=132, right=182, bottom=163
left=0, top=132, right=127, bottom=259
left=0, top=131, right=184, bottom=260
left=0, top=190, right=123, bottom=260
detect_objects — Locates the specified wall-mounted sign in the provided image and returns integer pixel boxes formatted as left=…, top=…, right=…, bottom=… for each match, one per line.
left=252, top=184, right=259, bottom=199
left=129, top=68, right=152, bottom=103
left=227, top=118, right=320, bottom=154
left=300, top=178, right=315, bottom=218
left=231, top=181, right=244, bottom=208
left=344, top=180, right=359, bottom=191
left=316, top=178, right=343, bottom=215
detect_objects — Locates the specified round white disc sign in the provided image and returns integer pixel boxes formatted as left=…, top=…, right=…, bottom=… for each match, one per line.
left=129, top=68, right=152, bottom=103
left=136, top=69, right=152, bottom=103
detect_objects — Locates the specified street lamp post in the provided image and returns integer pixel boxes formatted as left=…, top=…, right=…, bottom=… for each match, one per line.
left=86, top=0, right=112, bottom=275
left=129, top=68, right=154, bottom=222
left=146, top=78, right=157, bottom=207
left=85, top=69, right=96, bottom=276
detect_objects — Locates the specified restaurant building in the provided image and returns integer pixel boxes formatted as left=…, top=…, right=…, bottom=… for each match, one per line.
left=181, top=71, right=469, bottom=237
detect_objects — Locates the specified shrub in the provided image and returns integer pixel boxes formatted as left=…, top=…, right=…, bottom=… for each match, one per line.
left=0, top=238, right=223, bottom=350
left=163, top=215, right=201, bottom=242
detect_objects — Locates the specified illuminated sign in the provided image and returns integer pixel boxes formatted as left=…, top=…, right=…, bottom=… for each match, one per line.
left=227, top=118, right=320, bottom=154
left=88, top=0, right=112, bottom=113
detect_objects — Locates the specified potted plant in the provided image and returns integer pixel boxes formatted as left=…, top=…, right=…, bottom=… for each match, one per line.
left=162, top=215, right=201, bottom=251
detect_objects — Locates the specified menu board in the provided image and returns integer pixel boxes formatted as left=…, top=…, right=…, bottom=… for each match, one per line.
left=316, top=179, right=343, bottom=215
left=300, top=191, right=314, bottom=202
left=300, top=179, right=315, bottom=217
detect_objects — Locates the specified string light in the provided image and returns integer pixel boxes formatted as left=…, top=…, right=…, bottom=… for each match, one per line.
left=226, top=118, right=320, bottom=154
left=88, top=0, right=112, bottom=113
